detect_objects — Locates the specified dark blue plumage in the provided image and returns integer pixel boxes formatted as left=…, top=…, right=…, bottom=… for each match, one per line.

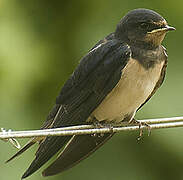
left=21, top=40, right=131, bottom=179
left=6, top=8, right=175, bottom=179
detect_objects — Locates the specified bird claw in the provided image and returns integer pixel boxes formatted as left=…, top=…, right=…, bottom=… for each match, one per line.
left=129, top=119, right=151, bottom=140
left=1, top=128, right=21, bottom=149
left=92, top=117, right=114, bottom=136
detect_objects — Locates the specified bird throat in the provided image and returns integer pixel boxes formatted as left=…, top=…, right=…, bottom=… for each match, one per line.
left=145, top=31, right=166, bottom=48
left=131, top=45, right=167, bottom=69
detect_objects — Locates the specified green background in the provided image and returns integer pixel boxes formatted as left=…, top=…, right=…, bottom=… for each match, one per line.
left=0, top=1, right=182, bottom=180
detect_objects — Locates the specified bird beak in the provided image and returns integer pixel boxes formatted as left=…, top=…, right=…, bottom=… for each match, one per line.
left=164, top=25, right=176, bottom=31
left=148, top=25, right=176, bottom=34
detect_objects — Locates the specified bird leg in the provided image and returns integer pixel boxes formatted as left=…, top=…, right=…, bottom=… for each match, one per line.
left=129, top=119, right=151, bottom=140
left=91, top=116, right=114, bottom=137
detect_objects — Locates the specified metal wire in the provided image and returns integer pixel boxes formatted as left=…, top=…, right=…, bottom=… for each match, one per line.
left=1, top=117, right=183, bottom=140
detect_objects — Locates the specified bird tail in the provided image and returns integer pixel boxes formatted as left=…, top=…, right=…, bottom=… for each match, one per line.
left=21, top=136, right=72, bottom=179
left=5, top=138, right=37, bottom=163
left=42, top=133, right=114, bottom=177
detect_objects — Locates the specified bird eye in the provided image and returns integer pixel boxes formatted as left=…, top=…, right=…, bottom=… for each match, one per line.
left=140, top=23, right=149, bottom=29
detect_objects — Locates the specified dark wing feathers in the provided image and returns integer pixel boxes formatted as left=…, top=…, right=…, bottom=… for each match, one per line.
left=42, top=133, right=114, bottom=176
left=56, top=39, right=120, bottom=104
left=21, top=40, right=131, bottom=179
left=40, top=104, right=61, bottom=129
left=6, top=140, right=36, bottom=163
left=6, top=104, right=60, bottom=164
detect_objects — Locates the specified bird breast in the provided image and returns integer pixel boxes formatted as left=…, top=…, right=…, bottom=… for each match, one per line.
left=91, top=58, right=165, bottom=122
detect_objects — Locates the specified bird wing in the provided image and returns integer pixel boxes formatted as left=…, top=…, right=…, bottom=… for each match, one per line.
left=5, top=104, right=60, bottom=163
left=42, top=133, right=115, bottom=177
left=6, top=33, right=118, bottom=165
left=21, top=39, right=131, bottom=179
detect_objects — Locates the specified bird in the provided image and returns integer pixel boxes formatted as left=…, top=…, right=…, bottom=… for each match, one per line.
left=6, top=8, right=175, bottom=179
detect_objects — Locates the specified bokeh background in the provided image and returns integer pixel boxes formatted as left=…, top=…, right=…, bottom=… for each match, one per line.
left=0, top=0, right=182, bottom=180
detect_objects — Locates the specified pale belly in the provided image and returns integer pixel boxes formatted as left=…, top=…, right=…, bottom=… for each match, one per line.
left=90, top=58, right=165, bottom=122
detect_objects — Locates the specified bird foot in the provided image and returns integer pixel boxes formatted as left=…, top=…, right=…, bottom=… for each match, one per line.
left=92, top=117, right=114, bottom=136
left=129, top=119, right=151, bottom=140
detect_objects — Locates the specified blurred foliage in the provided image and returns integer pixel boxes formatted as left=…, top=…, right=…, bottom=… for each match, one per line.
left=0, top=0, right=183, bottom=180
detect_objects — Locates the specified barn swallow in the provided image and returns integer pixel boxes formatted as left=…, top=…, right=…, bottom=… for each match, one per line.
left=6, top=8, right=175, bottom=179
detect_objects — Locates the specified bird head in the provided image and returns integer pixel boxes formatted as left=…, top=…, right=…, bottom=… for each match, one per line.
left=115, top=9, right=175, bottom=48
